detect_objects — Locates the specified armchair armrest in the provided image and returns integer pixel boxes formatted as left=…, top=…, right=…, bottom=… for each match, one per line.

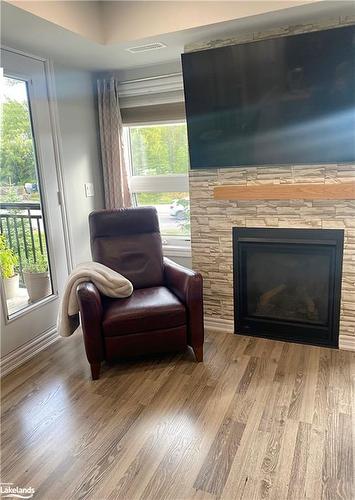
left=163, top=257, right=204, bottom=360
left=76, top=282, right=105, bottom=377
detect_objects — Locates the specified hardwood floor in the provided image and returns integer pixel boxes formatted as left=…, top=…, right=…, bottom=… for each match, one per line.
left=1, top=330, right=354, bottom=500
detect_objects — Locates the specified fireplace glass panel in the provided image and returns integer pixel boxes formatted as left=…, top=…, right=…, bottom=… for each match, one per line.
left=244, top=246, right=331, bottom=325
left=234, top=227, right=344, bottom=347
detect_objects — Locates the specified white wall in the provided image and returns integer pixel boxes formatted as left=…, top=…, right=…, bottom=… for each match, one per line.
left=53, top=64, right=104, bottom=265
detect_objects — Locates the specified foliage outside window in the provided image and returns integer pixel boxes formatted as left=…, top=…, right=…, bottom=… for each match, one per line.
left=1, top=76, right=52, bottom=314
left=127, top=123, right=191, bottom=238
left=1, top=78, right=39, bottom=203
left=0, top=234, right=17, bottom=279
left=130, top=124, right=189, bottom=176
left=1, top=77, right=48, bottom=271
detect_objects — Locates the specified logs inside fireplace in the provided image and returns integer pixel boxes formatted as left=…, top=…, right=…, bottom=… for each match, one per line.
left=233, top=227, right=344, bottom=347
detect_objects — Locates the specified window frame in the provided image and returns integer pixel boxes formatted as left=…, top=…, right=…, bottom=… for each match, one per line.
left=124, top=120, right=191, bottom=254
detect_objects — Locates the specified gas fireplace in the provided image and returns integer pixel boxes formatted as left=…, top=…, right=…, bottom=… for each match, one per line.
left=233, top=227, right=344, bottom=347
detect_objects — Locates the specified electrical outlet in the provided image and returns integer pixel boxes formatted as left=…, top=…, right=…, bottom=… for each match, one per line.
left=84, top=183, right=94, bottom=197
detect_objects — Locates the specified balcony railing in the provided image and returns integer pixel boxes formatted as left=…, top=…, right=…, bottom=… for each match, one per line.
left=0, top=202, right=46, bottom=280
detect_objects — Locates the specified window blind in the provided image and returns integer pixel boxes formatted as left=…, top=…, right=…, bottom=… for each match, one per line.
left=121, top=102, right=186, bottom=125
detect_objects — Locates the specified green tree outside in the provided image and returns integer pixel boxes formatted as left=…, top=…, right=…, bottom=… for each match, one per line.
left=1, top=98, right=37, bottom=186
left=130, top=124, right=189, bottom=176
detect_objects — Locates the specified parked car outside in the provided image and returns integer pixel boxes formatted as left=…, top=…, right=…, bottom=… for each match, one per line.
left=24, top=182, right=38, bottom=194
left=170, top=198, right=189, bottom=220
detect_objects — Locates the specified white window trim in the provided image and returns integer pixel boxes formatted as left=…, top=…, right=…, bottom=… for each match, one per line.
left=163, top=243, right=191, bottom=258
left=130, top=174, right=188, bottom=193
left=124, top=123, right=191, bottom=256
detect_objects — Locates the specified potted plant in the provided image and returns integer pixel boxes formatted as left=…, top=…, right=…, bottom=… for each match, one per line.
left=0, top=234, right=19, bottom=299
left=23, top=253, right=51, bottom=303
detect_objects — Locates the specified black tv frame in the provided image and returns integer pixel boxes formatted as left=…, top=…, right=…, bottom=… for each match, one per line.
left=182, top=24, right=355, bottom=169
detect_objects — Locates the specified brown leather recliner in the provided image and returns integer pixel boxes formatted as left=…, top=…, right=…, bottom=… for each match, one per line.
left=77, top=207, right=204, bottom=380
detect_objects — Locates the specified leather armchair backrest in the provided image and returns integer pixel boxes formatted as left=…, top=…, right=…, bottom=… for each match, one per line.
left=89, top=207, right=164, bottom=289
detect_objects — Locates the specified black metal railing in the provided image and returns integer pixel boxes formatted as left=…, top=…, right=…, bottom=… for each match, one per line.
left=0, top=202, right=46, bottom=280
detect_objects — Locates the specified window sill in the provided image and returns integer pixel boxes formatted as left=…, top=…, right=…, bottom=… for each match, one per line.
left=163, top=244, right=192, bottom=258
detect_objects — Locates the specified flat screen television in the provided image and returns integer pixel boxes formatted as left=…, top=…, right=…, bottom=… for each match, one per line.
left=181, top=25, right=355, bottom=168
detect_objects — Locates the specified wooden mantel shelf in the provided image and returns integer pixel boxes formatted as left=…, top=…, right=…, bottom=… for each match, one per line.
left=213, top=182, right=355, bottom=201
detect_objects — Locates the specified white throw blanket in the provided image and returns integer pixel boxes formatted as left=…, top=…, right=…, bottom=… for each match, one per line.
left=58, top=261, right=133, bottom=337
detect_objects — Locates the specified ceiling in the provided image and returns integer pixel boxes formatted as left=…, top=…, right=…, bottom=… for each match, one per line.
left=7, top=1, right=322, bottom=44
left=1, top=1, right=354, bottom=73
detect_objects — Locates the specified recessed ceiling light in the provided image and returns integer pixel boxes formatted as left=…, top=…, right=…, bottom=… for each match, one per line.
left=126, top=42, right=167, bottom=53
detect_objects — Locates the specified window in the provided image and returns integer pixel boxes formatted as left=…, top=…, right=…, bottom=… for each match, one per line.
left=125, top=122, right=190, bottom=246
left=1, top=76, right=53, bottom=316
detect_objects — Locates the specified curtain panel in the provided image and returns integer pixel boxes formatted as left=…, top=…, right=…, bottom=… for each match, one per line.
left=97, top=78, right=132, bottom=209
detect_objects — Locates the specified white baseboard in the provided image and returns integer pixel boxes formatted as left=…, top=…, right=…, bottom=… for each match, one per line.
left=0, top=326, right=59, bottom=377
left=339, top=334, right=355, bottom=352
left=205, top=316, right=234, bottom=333
left=205, top=316, right=355, bottom=352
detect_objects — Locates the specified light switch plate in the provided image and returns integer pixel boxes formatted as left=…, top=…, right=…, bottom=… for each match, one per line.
left=84, top=182, right=94, bottom=197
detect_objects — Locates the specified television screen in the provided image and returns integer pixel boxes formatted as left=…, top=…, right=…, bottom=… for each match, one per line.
left=181, top=25, right=355, bottom=168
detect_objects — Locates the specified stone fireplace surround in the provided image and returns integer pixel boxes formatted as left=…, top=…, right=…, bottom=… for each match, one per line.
left=186, top=15, right=355, bottom=351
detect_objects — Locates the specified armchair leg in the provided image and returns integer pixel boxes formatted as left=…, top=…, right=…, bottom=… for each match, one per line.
left=192, top=345, right=203, bottom=362
left=90, top=362, right=101, bottom=380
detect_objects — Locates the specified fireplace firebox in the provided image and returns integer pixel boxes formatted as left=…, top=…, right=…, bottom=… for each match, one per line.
left=233, top=228, right=344, bottom=347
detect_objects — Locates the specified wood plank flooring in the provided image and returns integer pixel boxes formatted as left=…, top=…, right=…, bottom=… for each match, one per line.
left=1, top=330, right=354, bottom=500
